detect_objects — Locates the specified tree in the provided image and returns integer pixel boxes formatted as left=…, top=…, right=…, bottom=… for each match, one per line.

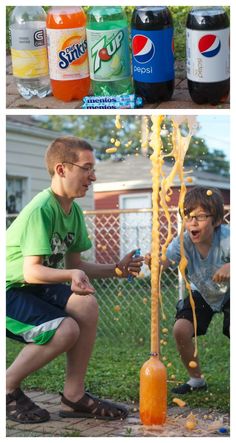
left=36, top=115, right=229, bottom=175
left=38, top=115, right=143, bottom=160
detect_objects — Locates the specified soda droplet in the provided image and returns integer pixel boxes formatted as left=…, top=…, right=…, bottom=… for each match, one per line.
left=172, top=397, right=186, bottom=407
left=106, top=147, right=117, bottom=154
left=189, top=360, right=197, bottom=368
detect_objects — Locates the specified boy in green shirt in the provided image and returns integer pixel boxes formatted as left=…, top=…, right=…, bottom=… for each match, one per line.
left=6, top=136, right=143, bottom=423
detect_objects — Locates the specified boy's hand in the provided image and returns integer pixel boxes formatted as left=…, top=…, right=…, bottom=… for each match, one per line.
left=144, top=252, right=151, bottom=269
left=212, top=263, right=230, bottom=283
left=71, top=269, right=95, bottom=295
left=117, top=250, right=144, bottom=278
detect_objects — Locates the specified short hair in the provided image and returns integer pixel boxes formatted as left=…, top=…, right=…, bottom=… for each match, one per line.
left=184, top=186, right=225, bottom=224
left=45, top=136, right=93, bottom=176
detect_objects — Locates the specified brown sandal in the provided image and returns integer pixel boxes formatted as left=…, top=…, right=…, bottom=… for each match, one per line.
left=59, top=391, right=128, bottom=420
left=6, top=388, right=50, bottom=424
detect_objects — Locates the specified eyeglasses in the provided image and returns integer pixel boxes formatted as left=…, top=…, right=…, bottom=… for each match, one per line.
left=184, top=214, right=213, bottom=222
left=63, top=162, right=96, bottom=175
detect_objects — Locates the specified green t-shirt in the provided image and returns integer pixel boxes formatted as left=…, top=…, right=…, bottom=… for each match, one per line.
left=6, top=188, right=92, bottom=290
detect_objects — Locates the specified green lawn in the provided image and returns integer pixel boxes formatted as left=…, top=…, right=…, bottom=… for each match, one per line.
left=6, top=312, right=230, bottom=412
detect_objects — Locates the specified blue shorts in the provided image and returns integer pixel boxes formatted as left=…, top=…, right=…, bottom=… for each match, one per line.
left=6, top=284, right=72, bottom=345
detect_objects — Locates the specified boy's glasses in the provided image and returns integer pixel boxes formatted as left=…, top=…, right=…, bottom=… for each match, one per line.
left=184, top=213, right=213, bottom=222
left=63, top=162, right=96, bottom=174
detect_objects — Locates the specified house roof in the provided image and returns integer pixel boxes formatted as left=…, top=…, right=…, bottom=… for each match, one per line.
left=6, top=116, right=105, bottom=150
left=94, top=155, right=230, bottom=192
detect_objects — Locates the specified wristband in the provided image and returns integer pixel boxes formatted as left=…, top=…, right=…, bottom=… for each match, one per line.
left=114, top=264, right=123, bottom=277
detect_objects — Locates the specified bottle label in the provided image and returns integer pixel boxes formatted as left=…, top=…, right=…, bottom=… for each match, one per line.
left=10, top=23, right=48, bottom=78
left=186, top=28, right=230, bottom=82
left=131, top=28, right=174, bottom=83
left=46, top=27, right=89, bottom=81
left=86, top=27, right=131, bottom=81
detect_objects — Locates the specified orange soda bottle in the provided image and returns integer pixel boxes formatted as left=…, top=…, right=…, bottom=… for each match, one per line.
left=46, top=7, right=90, bottom=101
left=140, top=355, right=167, bottom=425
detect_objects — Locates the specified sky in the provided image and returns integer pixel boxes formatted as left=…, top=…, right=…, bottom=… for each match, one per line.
left=196, top=115, right=230, bottom=160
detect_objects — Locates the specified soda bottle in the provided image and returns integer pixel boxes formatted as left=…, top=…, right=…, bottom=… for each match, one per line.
left=186, top=7, right=230, bottom=105
left=86, top=7, right=132, bottom=96
left=9, top=6, right=50, bottom=100
left=46, top=7, right=90, bottom=101
left=131, top=7, right=174, bottom=103
left=140, top=356, right=167, bottom=425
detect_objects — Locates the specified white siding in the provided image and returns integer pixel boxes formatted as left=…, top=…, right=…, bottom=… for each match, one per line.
left=6, top=123, right=94, bottom=210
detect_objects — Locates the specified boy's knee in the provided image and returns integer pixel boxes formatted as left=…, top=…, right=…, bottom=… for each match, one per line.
left=84, top=295, right=99, bottom=323
left=58, top=317, right=80, bottom=346
left=66, top=294, right=99, bottom=326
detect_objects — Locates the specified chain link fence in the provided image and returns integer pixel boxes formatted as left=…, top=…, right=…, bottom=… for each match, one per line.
left=82, top=206, right=230, bottom=340
left=6, top=206, right=230, bottom=341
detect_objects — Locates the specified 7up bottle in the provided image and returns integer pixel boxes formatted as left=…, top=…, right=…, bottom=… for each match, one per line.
left=86, top=7, right=132, bottom=96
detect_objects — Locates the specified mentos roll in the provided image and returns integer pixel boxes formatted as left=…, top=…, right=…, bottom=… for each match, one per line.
left=131, top=6, right=174, bottom=104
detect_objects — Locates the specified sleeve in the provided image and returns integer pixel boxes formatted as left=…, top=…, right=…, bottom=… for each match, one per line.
left=166, top=235, right=181, bottom=268
left=20, top=207, right=52, bottom=256
left=69, top=205, right=92, bottom=253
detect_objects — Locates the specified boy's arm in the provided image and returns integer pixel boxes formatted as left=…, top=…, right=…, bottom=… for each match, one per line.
left=212, top=262, right=230, bottom=283
left=66, top=251, right=144, bottom=279
left=23, top=256, right=95, bottom=295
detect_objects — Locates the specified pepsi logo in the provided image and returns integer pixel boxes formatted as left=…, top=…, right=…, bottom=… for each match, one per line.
left=198, top=34, right=221, bottom=58
left=132, top=35, right=155, bottom=64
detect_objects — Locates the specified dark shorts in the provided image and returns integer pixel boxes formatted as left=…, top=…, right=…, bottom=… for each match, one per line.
left=6, top=284, right=72, bottom=345
left=175, top=290, right=230, bottom=338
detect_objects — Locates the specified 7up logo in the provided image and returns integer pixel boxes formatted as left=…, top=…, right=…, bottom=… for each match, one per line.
left=90, top=30, right=124, bottom=73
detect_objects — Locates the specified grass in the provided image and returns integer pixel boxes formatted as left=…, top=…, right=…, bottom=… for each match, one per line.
left=6, top=312, right=230, bottom=413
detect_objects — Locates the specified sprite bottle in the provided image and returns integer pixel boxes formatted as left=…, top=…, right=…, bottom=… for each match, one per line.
left=86, top=6, right=133, bottom=96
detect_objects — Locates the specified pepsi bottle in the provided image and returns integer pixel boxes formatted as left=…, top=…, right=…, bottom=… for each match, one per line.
left=186, top=7, right=230, bottom=105
left=131, top=7, right=174, bottom=103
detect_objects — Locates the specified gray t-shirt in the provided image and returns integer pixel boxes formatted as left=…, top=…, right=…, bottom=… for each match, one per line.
left=166, top=224, right=230, bottom=312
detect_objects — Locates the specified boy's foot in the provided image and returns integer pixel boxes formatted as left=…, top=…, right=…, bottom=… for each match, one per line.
left=171, top=383, right=208, bottom=395
left=59, top=391, right=128, bottom=420
left=6, top=388, right=50, bottom=423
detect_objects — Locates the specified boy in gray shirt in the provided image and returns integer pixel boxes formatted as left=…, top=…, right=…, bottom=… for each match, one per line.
left=145, top=186, right=230, bottom=394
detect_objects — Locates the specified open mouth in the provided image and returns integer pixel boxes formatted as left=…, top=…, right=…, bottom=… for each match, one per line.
left=190, top=229, right=201, bottom=239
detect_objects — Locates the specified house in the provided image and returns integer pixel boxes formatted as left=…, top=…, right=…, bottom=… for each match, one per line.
left=6, top=115, right=104, bottom=217
left=93, top=155, right=230, bottom=259
left=94, top=155, right=230, bottom=209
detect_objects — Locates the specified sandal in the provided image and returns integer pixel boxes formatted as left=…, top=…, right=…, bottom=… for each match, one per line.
left=59, top=391, right=128, bottom=420
left=6, top=388, right=50, bottom=424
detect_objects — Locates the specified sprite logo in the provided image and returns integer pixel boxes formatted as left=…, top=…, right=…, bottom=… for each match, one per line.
left=91, top=30, right=124, bottom=73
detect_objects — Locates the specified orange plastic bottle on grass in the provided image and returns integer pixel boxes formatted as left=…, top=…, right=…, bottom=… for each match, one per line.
left=46, top=7, right=90, bottom=101
left=140, top=355, right=167, bottom=425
